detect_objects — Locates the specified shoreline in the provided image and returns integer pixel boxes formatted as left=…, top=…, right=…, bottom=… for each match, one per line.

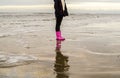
left=0, top=12, right=120, bottom=78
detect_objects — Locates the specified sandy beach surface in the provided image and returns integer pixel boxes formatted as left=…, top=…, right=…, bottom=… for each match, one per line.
left=0, top=12, right=120, bottom=78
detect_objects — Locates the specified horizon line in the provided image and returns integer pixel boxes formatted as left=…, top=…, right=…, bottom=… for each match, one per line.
left=0, top=2, right=120, bottom=10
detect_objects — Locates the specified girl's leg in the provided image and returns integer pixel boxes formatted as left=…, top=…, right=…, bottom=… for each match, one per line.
left=55, top=16, right=63, bottom=31
left=55, top=16, right=65, bottom=40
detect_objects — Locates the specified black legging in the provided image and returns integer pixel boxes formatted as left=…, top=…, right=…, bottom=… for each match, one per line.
left=55, top=16, right=63, bottom=31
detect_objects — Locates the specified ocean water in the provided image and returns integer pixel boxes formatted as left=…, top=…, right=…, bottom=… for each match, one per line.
left=0, top=2, right=120, bottom=14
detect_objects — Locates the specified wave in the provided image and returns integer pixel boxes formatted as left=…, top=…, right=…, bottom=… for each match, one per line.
left=0, top=52, right=38, bottom=68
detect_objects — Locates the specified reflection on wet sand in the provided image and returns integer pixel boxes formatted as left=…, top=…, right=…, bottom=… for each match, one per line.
left=54, top=40, right=70, bottom=78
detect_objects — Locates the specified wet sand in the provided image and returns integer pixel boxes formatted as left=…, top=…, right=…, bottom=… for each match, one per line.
left=0, top=13, right=120, bottom=78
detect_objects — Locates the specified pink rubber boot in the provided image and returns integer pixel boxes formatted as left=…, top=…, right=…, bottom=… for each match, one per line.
left=56, top=31, right=65, bottom=40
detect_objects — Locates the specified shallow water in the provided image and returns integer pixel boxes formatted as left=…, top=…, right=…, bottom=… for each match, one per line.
left=0, top=13, right=120, bottom=78
left=0, top=53, right=38, bottom=68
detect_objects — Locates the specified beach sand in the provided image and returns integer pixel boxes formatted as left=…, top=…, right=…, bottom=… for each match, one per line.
left=0, top=13, right=120, bottom=78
